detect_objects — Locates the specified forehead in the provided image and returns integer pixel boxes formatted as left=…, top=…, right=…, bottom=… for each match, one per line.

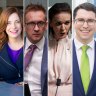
left=8, top=13, right=19, bottom=21
left=25, top=11, right=46, bottom=22
left=52, top=12, right=71, bottom=21
left=75, top=9, right=96, bottom=19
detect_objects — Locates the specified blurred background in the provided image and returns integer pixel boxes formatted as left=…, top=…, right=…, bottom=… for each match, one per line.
left=0, top=0, right=23, bottom=15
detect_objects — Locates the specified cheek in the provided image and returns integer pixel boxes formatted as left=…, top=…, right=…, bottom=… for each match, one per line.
left=6, top=26, right=9, bottom=33
left=66, top=25, right=71, bottom=32
left=25, top=27, right=31, bottom=33
left=53, top=27, right=59, bottom=33
left=53, top=29, right=59, bottom=36
left=18, top=24, right=22, bottom=30
left=74, top=24, right=80, bottom=31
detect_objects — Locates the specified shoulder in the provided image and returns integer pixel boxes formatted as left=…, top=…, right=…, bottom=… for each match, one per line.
left=0, top=43, right=7, bottom=54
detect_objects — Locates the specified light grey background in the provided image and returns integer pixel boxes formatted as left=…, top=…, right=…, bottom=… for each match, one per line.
left=49, top=0, right=72, bottom=8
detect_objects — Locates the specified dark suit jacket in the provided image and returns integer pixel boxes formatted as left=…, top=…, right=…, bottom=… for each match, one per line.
left=73, top=41, right=96, bottom=96
left=24, top=38, right=48, bottom=96
left=0, top=43, right=23, bottom=84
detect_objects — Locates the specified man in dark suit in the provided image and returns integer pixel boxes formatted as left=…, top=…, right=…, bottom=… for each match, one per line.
left=73, top=3, right=96, bottom=96
left=24, top=3, right=47, bottom=96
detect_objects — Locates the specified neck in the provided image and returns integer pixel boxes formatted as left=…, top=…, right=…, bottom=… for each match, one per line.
left=8, top=36, right=23, bottom=50
left=76, top=36, right=93, bottom=45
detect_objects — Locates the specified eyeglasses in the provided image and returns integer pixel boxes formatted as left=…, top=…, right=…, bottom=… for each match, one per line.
left=74, top=18, right=96, bottom=26
left=25, top=21, right=46, bottom=28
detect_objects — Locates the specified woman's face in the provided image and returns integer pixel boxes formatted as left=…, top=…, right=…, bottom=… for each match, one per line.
left=50, top=12, right=71, bottom=40
left=6, top=13, right=22, bottom=39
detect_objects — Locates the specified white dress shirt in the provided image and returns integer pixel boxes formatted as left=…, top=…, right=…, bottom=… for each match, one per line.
left=24, top=36, right=45, bottom=96
left=74, top=38, right=95, bottom=79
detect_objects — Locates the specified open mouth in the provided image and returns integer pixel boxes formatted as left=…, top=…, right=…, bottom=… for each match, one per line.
left=60, top=33, right=66, bottom=36
left=60, top=33, right=65, bottom=35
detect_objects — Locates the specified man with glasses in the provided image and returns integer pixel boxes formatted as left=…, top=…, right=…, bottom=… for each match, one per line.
left=73, top=3, right=96, bottom=96
left=24, top=4, right=47, bottom=96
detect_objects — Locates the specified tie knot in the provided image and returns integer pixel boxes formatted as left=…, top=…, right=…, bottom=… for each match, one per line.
left=81, top=45, right=89, bottom=52
left=29, top=44, right=37, bottom=50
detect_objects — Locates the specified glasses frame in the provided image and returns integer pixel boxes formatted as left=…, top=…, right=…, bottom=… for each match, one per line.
left=74, top=18, right=96, bottom=26
left=25, top=21, right=46, bottom=29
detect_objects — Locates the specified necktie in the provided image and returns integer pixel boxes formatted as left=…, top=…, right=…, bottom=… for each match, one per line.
left=80, top=45, right=90, bottom=94
left=24, top=44, right=37, bottom=70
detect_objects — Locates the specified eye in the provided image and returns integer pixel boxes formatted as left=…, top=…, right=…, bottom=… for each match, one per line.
left=87, top=19, right=95, bottom=23
left=78, top=18, right=84, bottom=22
left=15, top=20, right=20, bottom=23
left=55, top=22, right=62, bottom=26
left=38, top=21, right=45, bottom=26
left=64, top=21, right=71, bottom=25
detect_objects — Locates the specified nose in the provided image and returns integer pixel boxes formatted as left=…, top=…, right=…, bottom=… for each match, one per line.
left=34, top=24, right=39, bottom=31
left=61, top=23, right=66, bottom=30
left=12, top=23, right=16, bottom=29
left=83, top=21, right=88, bottom=28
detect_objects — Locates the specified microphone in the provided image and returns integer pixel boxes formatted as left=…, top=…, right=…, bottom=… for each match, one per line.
left=56, top=78, right=61, bottom=86
left=55, top=78, right=61, bottom=96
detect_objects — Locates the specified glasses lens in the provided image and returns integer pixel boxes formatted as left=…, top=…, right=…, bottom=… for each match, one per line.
left=26, top=21, right=46, bottom=28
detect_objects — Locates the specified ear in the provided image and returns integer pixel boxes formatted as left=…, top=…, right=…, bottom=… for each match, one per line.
left=45, top=21, right=48, bottom=30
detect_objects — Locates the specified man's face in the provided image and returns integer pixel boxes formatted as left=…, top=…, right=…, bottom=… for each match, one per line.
left=50, top=12, right=71, bottom=40
left=73, top=9, right=96, bottom=44
left=25, top=11, right=47, bottom=44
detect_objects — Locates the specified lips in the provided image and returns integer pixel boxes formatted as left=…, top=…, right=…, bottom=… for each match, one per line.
left=10, top=30, right=18, bottom=34
left=60, top=33, right=65, bottom=35
left=32, top=34, right=40, bottom=37
left=80, top=29, right=90, bottom=34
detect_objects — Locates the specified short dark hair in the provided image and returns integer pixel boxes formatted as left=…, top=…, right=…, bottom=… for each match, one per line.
left=24, top=3, right=46, bottom=21
left=49, top=3, right=72, bottom=36
left=73, top=2, right=96, bottom=19
left=49, top=3, right=71, bottom=21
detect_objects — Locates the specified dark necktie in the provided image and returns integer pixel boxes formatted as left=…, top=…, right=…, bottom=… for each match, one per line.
left=24, top=44, right=37, bottom=70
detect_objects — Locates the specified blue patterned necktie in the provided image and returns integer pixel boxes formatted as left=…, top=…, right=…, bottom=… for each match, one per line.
left=24, top=44, right=37, bottom=70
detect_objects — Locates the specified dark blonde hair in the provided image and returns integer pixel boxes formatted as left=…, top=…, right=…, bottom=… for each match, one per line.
left=0, top=7, right=23, bottom=49
left=24, top=3, right=46, bottom=23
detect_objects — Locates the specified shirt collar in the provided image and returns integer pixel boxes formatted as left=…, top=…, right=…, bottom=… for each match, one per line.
left=25, top=36, right=45, bottom=50
left=74, top=37, right=95, bottom=50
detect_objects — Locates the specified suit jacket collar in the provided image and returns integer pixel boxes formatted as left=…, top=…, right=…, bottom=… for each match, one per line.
left=0, top=43, right=23, bottom=69
left=73, top=40, right=96, bottom=95
left=41, top=38, right=48, bottom=93
left=87, top=41, right=96, bottom=95
left=73, top=40, right=85, bottom=95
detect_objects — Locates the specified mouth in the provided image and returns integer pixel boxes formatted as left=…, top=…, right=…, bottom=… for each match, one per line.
left=33, top=34, right=40, bottom=37
left=80, top=30, right=90, bottom=34
left=60, top=32, right=65, bottom=34
left=10, top=30, right=18, bottom=34
left=60, top=33, right=66, bottom=36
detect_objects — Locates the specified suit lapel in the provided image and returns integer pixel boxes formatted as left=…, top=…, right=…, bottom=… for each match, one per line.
left=87, top=41, right=96, bottom=95
left=73, top=41, right=85, bottom=95
left=0, top=43, right=14, bottom=65
left=41, top=38, right=48, bottom=92
left=0, top=43, right=23, bottom=70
